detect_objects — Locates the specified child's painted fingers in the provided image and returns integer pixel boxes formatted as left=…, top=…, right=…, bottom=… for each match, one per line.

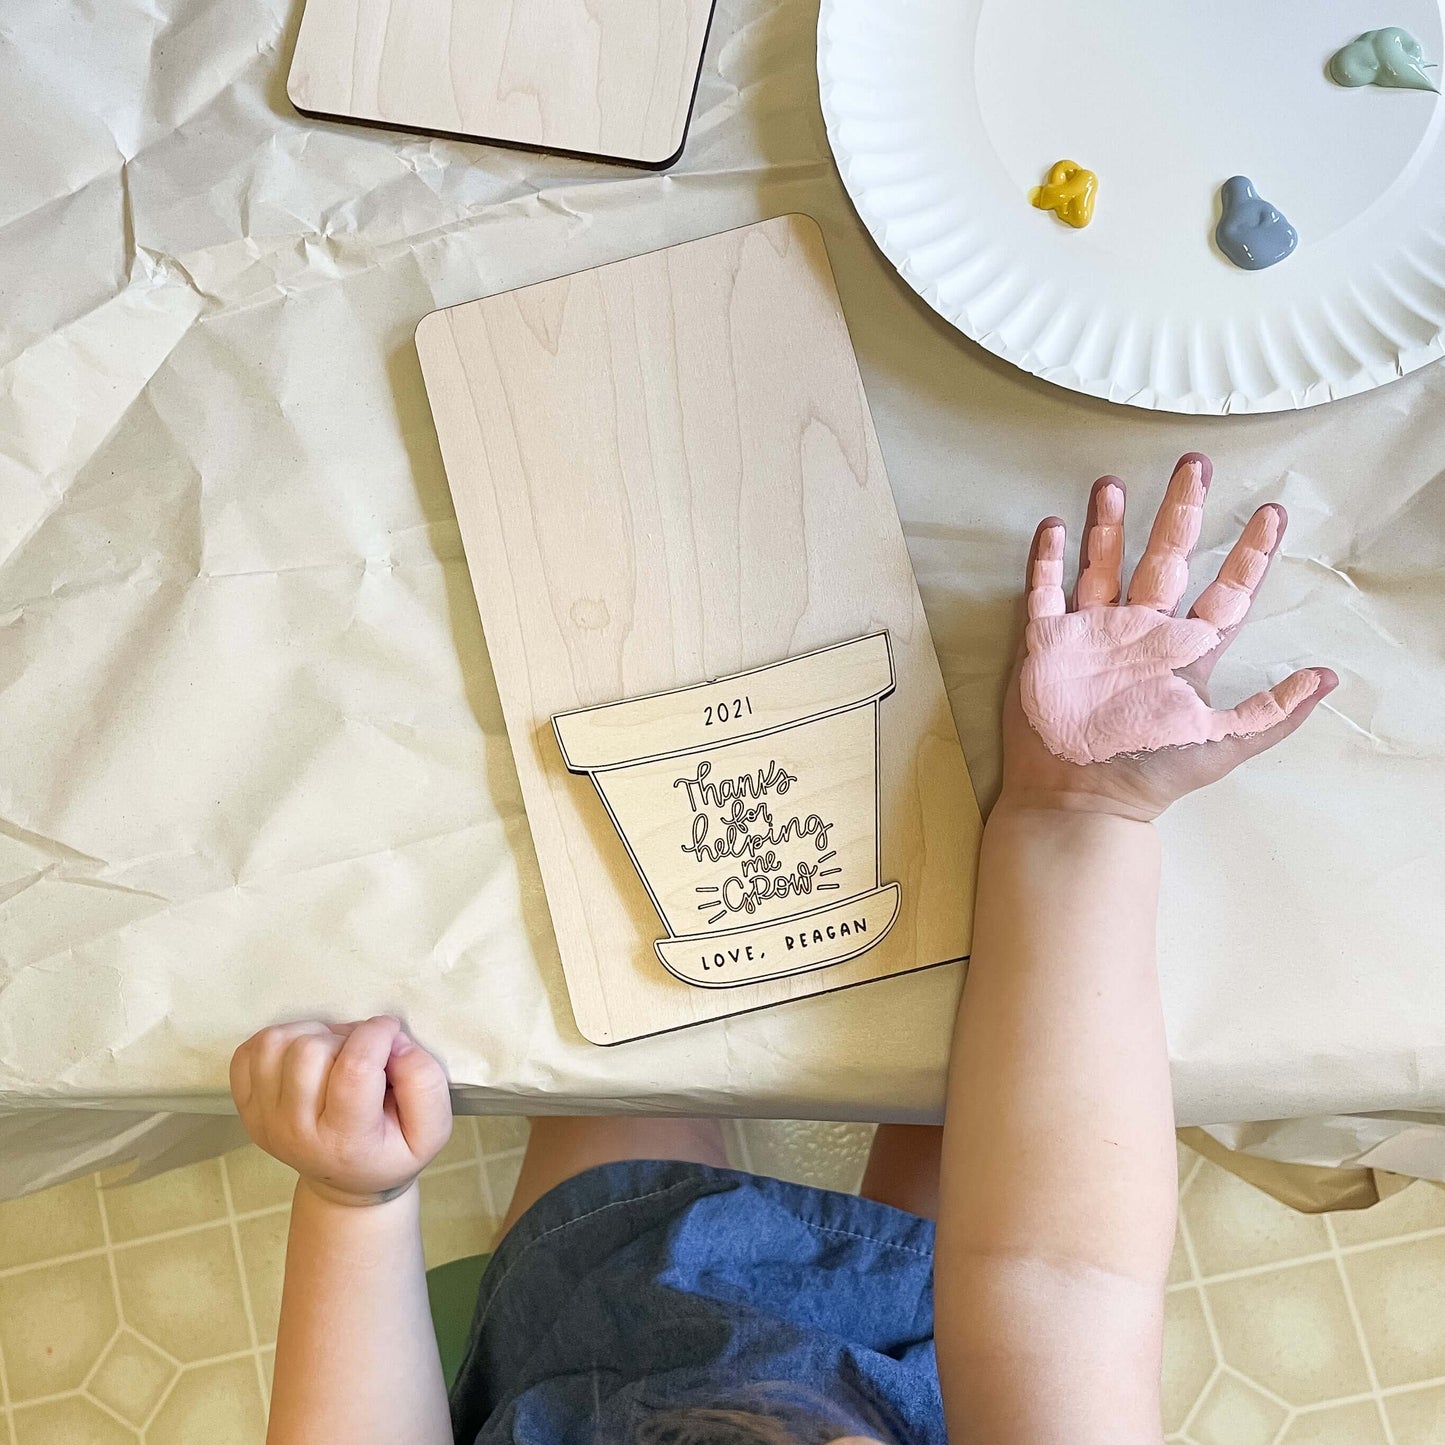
left=1027, top=519, right=1068, bottom=620
left=385, top=1034, right=453, bottom=1163
left=1126, top=452, right=1212, bottom=613
left=321, top=1015, right=402, bottom=1131
left=1206, top=668, right=1336, bottom=750
left=1075, top=477, right=1126, bottom=608
left=1191, top=505, right=1284, bottom=635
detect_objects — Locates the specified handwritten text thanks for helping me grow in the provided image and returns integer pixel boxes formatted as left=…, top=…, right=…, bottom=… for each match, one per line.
left=673, top=759, right=837, bottom=918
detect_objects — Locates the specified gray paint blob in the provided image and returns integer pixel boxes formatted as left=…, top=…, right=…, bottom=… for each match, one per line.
left=1216, top=177, right=1299, bottom=271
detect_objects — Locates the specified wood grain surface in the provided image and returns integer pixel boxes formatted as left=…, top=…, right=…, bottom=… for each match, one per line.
left=416, top=215, right=982, bottom=1043
left=288, top=0, right=715, bottom=167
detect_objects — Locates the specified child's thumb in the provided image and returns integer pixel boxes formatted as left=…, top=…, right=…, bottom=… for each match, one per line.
left=386, top=1038, right=453, bottom=1159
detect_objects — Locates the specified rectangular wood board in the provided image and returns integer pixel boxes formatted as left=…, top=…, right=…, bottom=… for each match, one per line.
left=287, top=0, right=716, bottom=169
left=416, top=214, right=982, bottom=1044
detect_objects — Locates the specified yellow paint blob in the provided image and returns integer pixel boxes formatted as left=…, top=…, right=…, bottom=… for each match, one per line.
left=1030, top=159, right=1097, bottom=229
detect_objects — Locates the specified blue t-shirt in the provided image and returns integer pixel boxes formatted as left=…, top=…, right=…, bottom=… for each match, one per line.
left=449, top=1160, right=943, bottom=1445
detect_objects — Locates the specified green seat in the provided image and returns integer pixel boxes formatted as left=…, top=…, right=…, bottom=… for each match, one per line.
left=426, top=1253, right=491, bottom=1390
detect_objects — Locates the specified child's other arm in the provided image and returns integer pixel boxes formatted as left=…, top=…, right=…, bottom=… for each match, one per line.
left=937, top=804, right=1171, bottom=1443
left=935, top=458, right=1335, bottom=1445
left=230, top=1016, right=455, bottom=1445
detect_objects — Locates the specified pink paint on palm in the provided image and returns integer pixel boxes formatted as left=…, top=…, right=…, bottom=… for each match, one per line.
left=1021, top=486, right=1319, bottom=765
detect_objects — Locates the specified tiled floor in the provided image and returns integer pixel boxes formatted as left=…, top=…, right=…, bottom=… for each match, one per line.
left=1166, top=1146, right=1445, bottom=1444
left=1, top=1124, right=1443, bottom=1443
left=0, top=1115, right=527, bottom=1445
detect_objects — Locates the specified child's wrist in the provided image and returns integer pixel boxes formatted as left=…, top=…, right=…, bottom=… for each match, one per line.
left=992, top=788, right=1160, bottom=826
left=985, top=796, right=1162, bottom=883
left=295, top=1174, right=421, bottom=1211
left=289, top=1173, right=423, bottom=1265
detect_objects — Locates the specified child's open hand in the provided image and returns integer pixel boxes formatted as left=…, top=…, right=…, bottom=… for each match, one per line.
left=1003, top=453, right=1337, bottom=820
left=230, top=1016, right=452, bottom=1206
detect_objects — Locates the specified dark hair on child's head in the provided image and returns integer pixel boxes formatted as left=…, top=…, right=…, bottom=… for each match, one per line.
left=637, top=1404, right=811, bottom=1445
left=634, top=1382, right=894, bottom=1445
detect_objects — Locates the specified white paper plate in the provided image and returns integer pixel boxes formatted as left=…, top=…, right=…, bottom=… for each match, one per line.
left=818, top=0, right=1445, bottom=413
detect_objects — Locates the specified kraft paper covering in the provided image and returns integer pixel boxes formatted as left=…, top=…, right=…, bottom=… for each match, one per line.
left=3, top=0, right=1444, bottom=1197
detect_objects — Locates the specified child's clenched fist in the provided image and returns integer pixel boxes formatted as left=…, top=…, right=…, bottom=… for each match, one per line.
left=230, top=1016, right=452, bottom=1206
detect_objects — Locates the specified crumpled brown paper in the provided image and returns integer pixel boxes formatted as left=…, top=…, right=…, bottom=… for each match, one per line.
left=4, top=0, right=1445, bottom=1199
left=1181, top=1127, right=1419, bottom=1213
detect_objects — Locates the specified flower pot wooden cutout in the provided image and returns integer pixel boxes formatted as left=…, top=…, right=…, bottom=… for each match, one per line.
left=553, top=633, right=900, bottom=988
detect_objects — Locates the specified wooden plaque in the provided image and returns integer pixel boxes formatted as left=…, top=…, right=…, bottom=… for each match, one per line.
left=287, top=0, right=716, bottom=169
left=416, top=215, right=982, bottom=1043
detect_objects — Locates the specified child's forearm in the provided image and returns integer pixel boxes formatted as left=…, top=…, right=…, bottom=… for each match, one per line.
left=267, top=1181, right=452, bottom=1445
left=945, top=805, right=1175, bottom=1272
left=936, top=805, right=1175, bottom=1444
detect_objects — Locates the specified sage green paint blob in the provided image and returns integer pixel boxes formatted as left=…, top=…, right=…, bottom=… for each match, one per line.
left=1329, top=28, right=1437, bottom=91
